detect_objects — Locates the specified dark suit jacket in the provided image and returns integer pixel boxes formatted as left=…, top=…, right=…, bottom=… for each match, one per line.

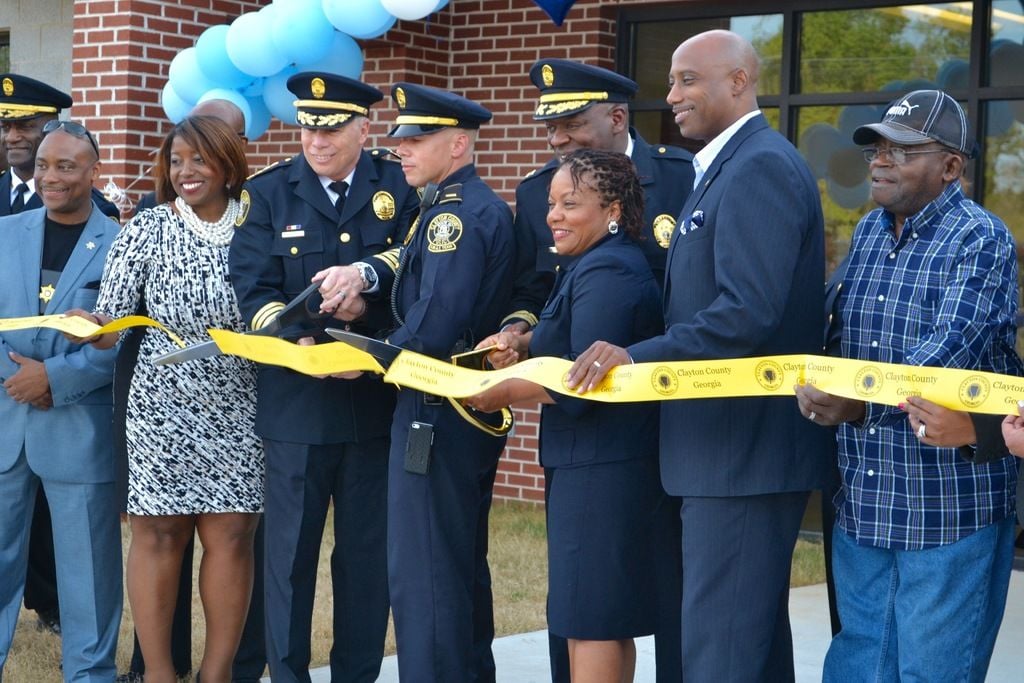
left=229, top=151, right=418, bottom=444
left=0, top=169, right=121, bottom=219
left=629, top=114, right=832, bottom=497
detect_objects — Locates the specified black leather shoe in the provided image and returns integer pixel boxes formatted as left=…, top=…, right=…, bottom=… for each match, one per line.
left=35, top=609, right=61, bottom=635
left=115, top=674, right=144, bottom=683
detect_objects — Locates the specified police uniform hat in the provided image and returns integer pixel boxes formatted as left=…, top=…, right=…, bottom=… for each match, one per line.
left=529, top=59, right=638, bottom=120
left=287, top=72, right=383, bottom=129
left=0, top=74, right=73, bottom=121
left=388, top=82, right=492, bottom=138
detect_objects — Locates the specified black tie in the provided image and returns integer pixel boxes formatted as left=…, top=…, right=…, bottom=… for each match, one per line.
left=10, top=182, right=28, bottom=214
left=329, top=181, right=348, bottom=216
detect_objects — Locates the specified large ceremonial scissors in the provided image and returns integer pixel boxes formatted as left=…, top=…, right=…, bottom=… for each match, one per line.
left=326, top=328, right=514, bottom=437
left=153, top=281, right=329, bottom=366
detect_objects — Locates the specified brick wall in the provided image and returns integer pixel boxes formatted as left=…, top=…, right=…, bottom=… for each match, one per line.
left=69, top=0, right=670, bottom=504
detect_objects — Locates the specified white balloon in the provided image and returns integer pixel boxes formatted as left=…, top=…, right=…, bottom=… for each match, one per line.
left=380, top=0, right=438, bottom=21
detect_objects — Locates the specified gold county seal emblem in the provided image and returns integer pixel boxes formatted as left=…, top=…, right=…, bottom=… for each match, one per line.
left=372, top=191, right=396, bottom=221
left=426, top=213, right=463, bottom=253
left=755, top=360, right=785, bottom=392
left=395, top=87, right=407, bottom=109
left=542, top=64, right=554, bottom=87
left=854, top=366, right=883, bottom=397
left=311, top=77, right=326, bottom=99
left=958, top=375, right=990, bottom=409
left=235, top=189, right=251, bottom=227
left=651, top=366, right=679, bottom=396
left=2, top=78, right=13, bottom=97
left=653, top=214, right=676, bottom=249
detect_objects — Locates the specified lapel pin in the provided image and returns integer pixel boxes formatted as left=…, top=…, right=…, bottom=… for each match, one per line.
left=86, top=241, right=96, bottom=250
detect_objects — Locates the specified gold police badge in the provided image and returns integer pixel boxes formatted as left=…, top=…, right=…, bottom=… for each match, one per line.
left=2, top=78, right=13, bottom=97
left=651, top=366, right=679, bottom=396
left=235, top=189, right=251, bottom=227
left=653, top=214, right=676, bottom=249
left=958, top=375, right=990, bottom=408
left=395, top=87, right=407, bottom=109
left=542, top=64, right=554, bottom=87
left=372, top=191, right=396, bottom=221
left=311, top=77, right=326, bottom=99
left=426, top=213, right=463, bottom=253
left=755, top=360, right=785, bottom=392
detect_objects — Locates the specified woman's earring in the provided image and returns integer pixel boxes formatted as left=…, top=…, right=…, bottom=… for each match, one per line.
left=607, top=219, right=619, bottom=235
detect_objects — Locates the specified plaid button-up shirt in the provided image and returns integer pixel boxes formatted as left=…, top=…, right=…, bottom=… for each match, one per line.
left=835, top=181, right=1020, bottom=550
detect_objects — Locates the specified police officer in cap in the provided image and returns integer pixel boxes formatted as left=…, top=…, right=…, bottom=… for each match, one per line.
left=317, top=82, right=515, bottom=682
left=0, top=73, right=119, bottom=219
left=496, top=59, right=688, bottom=683
left=228, top=72, right=417, bottom=683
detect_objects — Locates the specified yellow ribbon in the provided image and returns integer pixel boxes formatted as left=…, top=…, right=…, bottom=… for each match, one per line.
left=209, top=330, right=385, bottom=376
left=0, top=314, right=186, bottom=348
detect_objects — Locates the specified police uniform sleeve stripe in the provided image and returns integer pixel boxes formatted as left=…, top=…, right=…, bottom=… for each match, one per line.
left=252, top=301, right=286, bottom=330
left=501, top=310, right=539, bottom=329
left=370, top=247, right=401, bottom=274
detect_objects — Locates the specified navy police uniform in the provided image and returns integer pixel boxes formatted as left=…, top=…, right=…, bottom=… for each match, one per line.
left=504, top=60, right=688, bottom=682
left=363, top=83, right=514, bottom=682
left=0, top=74, right=119, bottom=219
left=229, top=73, right=417, bottom=683
left=503, top=60, right=694, bottom=330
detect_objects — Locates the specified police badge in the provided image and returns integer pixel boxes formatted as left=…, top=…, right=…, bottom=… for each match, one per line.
left=372, top=191, right=396, bottom=221
left=652, top=214, right=676, bottom=249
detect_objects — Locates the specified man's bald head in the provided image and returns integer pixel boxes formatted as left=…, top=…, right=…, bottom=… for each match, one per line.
left=667, top=29, right=761, bottom=142
left=190, top=99, right=246, bottom=138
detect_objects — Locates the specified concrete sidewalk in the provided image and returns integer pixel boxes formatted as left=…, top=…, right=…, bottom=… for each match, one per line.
left=292, top=570, right=1024, bottom=682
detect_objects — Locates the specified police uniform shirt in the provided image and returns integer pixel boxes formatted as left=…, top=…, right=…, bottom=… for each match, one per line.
left=505, top=130, right=694, bottom=328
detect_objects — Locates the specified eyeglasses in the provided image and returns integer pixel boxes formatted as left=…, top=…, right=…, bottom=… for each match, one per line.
left=861, top=146, right=950, bottom=165
left=42, top=119, right=100, bottom=157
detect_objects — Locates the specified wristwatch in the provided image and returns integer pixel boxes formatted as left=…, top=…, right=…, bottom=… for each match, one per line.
left=354, top=261, right=378, bottom=292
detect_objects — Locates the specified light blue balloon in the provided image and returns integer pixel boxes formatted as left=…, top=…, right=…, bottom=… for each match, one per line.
left=242, top=77, right=265, bottom=98
left=195, top=24, right=251, bottom=89
left=226, top=11, right=291, bottom=77
left=322, top=0, right=397, bottom=40
left=273, top=0, right=336, bottom=65
left=245, top=96, right=273, bottom=140
left=198, top=88, right=253, bottom=132
left=161, top=82, right=193, bottom=123
left=168, top=48, right=216, bottom=105
left=296, top=32, right=364, bottom=79
left=263, top=67, right=299, bottom=124
left=434, top=0, right=450, bottom=10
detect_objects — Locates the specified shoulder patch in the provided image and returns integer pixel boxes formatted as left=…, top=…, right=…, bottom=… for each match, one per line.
left=235, top=189, right=251, bottom=227
left=427, top=213, right=463, bottom=253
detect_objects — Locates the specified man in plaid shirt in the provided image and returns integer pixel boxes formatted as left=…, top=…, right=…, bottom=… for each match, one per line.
left=795, top=89, right=1019, bottom=682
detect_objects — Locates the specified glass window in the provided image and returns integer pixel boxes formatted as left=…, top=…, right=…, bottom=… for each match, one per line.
left=988, top=1, right=1024, bottom=86
left=983, top=100, right=1024, bottom=246
left=0, top=32, right=9, bottom=73
left=799, top=4, right=973, bottom=93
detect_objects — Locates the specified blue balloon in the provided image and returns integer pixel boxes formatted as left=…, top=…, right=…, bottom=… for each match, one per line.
left=227, top=11, right=291, bottom=77
left=198, top=88, right=253, bottom=132
left=245, top=96, right=273, bottom=140
left=242, top=77, right=265, bottom=98
left=263, top=67, right=299, bottom=124
left=296, top=32, right=364, bottom=79
left=434, top=0, right=449, bottom=10
left=195, top=25, right=251, bottom=89
left=168, top=48, right=216, bottom=105
left=161, top=82, right=193, bottom=123
left=936, top=59, right=969, bottom=90
left=273, top=0, right=336, bottom=65
left=323, top=0, right=397, bottom=40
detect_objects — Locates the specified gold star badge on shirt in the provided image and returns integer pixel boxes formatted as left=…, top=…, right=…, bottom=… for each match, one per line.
left=86, top=241, right=96, bottom=250
left=39, top=284, right=55, bottom=304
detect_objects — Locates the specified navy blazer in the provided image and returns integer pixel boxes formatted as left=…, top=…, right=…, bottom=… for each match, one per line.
left=0, top=169, right=121, bottom=219
left=229, top=150, right=418, bottom=444
left=505, top=131, right=693, bottom=326
left=530, top=233, right=662, bottom=468
left=630, top=114, right=832, bottom=496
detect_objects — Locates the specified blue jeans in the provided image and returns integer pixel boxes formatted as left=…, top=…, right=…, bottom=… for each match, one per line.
left=823, top=516, right=1015, bottom=683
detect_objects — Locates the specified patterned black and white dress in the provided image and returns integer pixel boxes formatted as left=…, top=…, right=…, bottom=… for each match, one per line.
left=96, top=204, right=263, bottom=515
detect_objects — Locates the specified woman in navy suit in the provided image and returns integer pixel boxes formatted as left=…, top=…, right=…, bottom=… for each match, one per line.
left=469, top=149, right=674, bottom=682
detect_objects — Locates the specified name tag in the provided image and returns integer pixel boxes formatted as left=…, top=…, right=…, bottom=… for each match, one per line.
left=281, top=230, right=306, bottom=238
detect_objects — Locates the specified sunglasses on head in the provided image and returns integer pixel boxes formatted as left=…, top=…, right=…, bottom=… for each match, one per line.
left=42, top=119, right=100, bottom=157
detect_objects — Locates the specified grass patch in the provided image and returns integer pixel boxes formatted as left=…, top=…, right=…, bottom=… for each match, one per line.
left=7, top=502, right=825, bottom=680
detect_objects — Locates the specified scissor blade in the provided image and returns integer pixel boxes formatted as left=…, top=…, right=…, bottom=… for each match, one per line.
left=325, top=328, right=402, bottom=366
left=152, top=339, right=222, bottom=366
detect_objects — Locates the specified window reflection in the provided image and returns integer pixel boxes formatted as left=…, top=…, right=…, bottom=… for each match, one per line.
left=984, top=100, right=1024, bottom=249
left=799, top=4, right=972, bottom=93
left=989, top=1, right=1024, bottom=86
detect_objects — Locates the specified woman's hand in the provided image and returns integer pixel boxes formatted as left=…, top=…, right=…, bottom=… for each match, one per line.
left=475, top=331, right=529, bottom=369
left=902, top=396, right=975, bottom=447
left=463, top=383, right=511, bottom=413
left=1001, top=401, right=1024, bottom=459
left=61, top=309, right=117, bottom=348
left=296, top=336, right=363, bottom=380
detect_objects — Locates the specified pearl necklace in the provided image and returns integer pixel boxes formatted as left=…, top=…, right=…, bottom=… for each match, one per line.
left=175, top=196, right=240, bottom=246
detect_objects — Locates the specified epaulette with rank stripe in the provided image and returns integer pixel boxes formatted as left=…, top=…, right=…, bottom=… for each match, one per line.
left=437, top=184, right=462, bottom=204
left=369, top=147, right=400, bottom=161
left=246, top=158, right=289, bottom=180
